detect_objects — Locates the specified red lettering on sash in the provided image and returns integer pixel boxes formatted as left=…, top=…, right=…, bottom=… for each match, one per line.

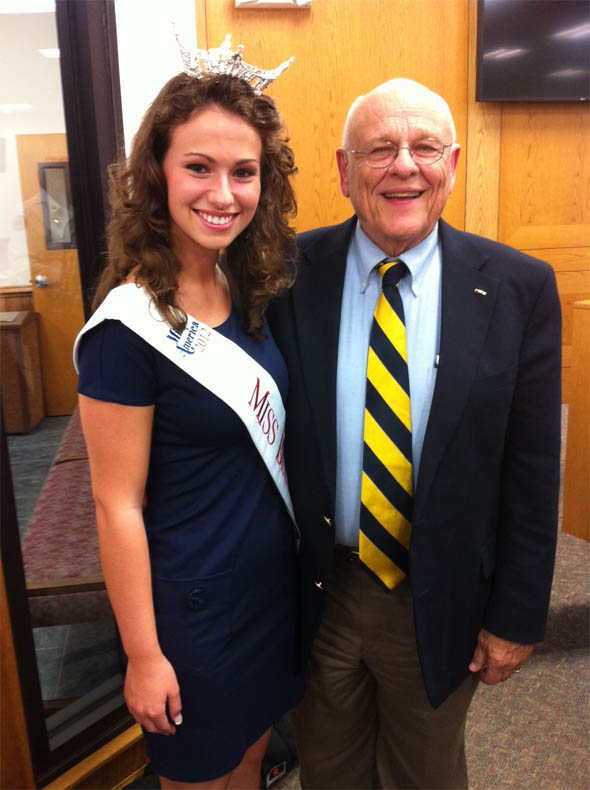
left=249, top=378, right=277, bottom=446
left=275, top=432, right=286, bottom=477
left=269, top=418, right=278, bottom=445
left=249, top=378, right=270, bottom=418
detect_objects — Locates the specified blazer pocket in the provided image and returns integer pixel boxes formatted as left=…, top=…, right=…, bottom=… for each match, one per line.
left=153, top=569, right=232, bottom=673
left=480, top=538, right=496, bottom=579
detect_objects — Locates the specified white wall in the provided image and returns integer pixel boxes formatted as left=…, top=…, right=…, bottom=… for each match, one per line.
left=0, top=1, right=197, bottom=287
left=0, top=10, right=65, bottom=286
left=114, top=0, right=197, bottom=156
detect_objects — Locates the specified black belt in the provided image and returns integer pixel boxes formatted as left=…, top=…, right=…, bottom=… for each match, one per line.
left=334, top=544, right=360, bottom=562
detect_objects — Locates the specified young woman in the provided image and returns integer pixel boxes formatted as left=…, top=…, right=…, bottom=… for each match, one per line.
left=76, top=72, right=303, bottom=789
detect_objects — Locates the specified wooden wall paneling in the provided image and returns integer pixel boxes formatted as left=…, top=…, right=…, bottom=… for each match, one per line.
left=499, top=103, right=590, bottom=403
left=562, top=301, right=590, bottom=541
left=203, top=0, right=469, bottom=233
left=561, top=367, right=571, bottom=407
left=534, top=247, right=590, bottom=273
left=0, top=560, right=35, bottom=790
left=553, top=269, right=590, bottom=351
left=195, top=0, right=208, bottom=47
left=554, top=266, right=590, bottom=404
left=464, top=0, right=501, bottom=239
left=498, top=104, right=590, bottom=250
left=530, top=247, right=590, bottom=403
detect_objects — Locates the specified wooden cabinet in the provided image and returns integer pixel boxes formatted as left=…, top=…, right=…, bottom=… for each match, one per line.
left=0, top=311, right=45, bottom=434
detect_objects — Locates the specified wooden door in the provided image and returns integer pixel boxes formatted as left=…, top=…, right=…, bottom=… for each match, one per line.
left=15, top=133, right=85, bottom=416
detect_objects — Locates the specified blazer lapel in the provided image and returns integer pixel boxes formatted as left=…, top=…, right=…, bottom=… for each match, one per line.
left=415, top=221, right=500, bottom=511
left=291, top=218, right=357, bottom=498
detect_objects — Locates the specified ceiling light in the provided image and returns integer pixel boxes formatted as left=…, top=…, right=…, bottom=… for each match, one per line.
left=483, top=48, right=527, bottom=60
left=553, top=23, right=590, bottom=40
left=0, top=0, right=55, bottom=12
left=0, top=103, right=33, bottom=114
left=548, top=68, right=587, bottom=79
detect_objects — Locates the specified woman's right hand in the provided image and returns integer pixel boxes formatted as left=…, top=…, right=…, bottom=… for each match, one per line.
left=124, top=653, right=182, bottom=735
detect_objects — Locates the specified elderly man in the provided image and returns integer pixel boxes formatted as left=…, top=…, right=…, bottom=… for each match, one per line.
left=267, top=78, right=561, bottom=789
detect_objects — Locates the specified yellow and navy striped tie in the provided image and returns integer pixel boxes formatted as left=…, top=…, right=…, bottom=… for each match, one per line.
left=359, top=259, right=413, bottom=590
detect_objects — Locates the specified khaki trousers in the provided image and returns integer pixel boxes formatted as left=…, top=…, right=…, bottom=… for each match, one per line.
left=292, top=552, right=479, bottom=789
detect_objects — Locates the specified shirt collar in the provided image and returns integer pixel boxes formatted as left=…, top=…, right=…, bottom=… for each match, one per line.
left=352, top=220, right=439, bottom=296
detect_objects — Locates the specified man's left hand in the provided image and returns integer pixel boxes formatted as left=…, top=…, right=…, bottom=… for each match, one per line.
left=468, top=628, right=534, bottom=684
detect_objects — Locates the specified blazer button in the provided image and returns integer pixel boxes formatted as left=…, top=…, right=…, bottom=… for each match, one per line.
left=187, top=587, right=208, bottom=610
left=314, top=580, right=324, bottom=590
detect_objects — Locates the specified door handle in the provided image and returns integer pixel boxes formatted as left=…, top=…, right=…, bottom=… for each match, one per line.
left=34, top=275, right=57, bottom=288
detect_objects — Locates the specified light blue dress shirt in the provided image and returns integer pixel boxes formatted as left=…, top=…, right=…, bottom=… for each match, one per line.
left=334, top=221, right=442, bottom=547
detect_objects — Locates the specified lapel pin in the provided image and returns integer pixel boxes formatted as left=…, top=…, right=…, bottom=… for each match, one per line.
left=474, top=288, right=487, bottom=296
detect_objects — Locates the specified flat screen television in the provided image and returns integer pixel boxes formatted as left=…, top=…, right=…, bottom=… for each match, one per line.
left=476, top=0, right=590, bottom=102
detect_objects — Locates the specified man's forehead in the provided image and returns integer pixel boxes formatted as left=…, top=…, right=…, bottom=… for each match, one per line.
left=350, top=94, right=451, bottom=143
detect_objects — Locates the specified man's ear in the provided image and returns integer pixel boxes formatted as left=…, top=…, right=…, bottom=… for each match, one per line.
left=448, top=144, right=461, bottom=192
left=336, top=148, right=351, bottom=198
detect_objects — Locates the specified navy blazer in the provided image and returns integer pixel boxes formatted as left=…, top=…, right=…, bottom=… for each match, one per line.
left=267, top=217, right=562, bottom=708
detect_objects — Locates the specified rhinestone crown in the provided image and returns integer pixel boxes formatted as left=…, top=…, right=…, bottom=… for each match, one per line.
left=177, top=33, right=294, bottom=94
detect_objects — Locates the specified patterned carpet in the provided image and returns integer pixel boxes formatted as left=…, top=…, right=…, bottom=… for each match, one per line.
left=271, top=531, right=589, bottom=790
left=273, top=406, right=590, bottom=790
left=9, top=409, right=587, bottom=789
left=465, top=529, right=589, bottom=790
left=6, top=414, right=69, bottom=536
left=7, top=413, right=122, bottom=734
left=128, top=530, right=589, bottom=790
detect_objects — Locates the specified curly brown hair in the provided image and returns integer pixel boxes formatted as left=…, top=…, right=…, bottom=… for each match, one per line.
left=93, top=72, right=297, bottom=337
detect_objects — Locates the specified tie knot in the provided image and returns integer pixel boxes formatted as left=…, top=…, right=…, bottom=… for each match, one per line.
left=379, top=259, right=406, bottom=288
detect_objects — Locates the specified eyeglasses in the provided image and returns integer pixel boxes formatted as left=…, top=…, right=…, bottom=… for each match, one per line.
left=347, top=140, right=454, bottom=168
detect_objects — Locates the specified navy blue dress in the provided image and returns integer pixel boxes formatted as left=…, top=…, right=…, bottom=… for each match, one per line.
left=77, top=309, right=303, bottom=782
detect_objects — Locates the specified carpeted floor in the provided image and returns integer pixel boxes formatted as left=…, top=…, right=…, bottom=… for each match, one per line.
left=6, top=415, right=122, bottom=733
left=269, top=534, right=589, bottom=790
left=464, top=529, right=589, bottom=790
left=270, top=532, right=589, bottom=790
left=9, top=411, right=587, bottom=789
left=127, top=528, right=589, bottom=790
left=125, top=406, right=589, bottom=790
left=272, top=405, right=590, bottom=790
left=6, top=414, right=69, bottom=537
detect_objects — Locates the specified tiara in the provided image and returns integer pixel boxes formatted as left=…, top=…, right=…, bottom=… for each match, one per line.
left=176, top=33, right=294, bottom=95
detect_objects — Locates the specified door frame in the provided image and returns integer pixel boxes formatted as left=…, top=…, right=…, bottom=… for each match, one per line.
left=1, top=2, right=131, bottom=786
left=56, top=0, right=124, bottom=319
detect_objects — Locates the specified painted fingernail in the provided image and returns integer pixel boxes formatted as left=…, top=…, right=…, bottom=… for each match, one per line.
left=173, top=714, right=183, bottom=725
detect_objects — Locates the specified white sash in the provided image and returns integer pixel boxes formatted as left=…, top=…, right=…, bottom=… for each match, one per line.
left=73, top=284, right=295, bottom=524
